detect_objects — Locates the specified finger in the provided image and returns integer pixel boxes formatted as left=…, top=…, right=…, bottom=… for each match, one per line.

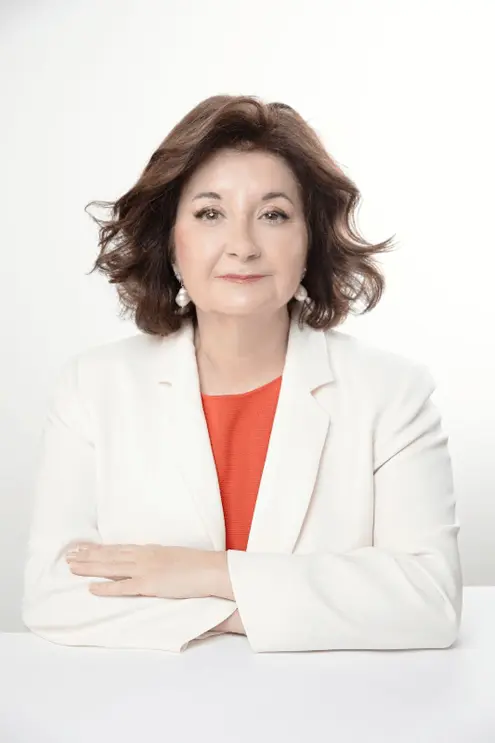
left=68, top=561, right=135, bottom=579
left=67, top=545, right=136, bottom=563
left=89, top=578, right=142, bottom=597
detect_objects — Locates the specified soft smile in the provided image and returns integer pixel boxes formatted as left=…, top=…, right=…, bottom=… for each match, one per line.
left=218, top=274, right=266, bottom=283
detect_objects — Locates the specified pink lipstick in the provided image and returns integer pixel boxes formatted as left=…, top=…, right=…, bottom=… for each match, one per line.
left=218, top=274, right=265, bottom=283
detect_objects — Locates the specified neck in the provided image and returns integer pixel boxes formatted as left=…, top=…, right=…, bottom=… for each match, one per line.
left=193, top=307, right=292, bottom=395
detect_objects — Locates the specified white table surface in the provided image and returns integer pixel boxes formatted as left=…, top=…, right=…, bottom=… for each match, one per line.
left=1, top=587, right=493, bottom=743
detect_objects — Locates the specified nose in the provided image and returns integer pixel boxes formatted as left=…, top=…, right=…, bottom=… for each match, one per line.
left=225, top=222, right=261, bottom=261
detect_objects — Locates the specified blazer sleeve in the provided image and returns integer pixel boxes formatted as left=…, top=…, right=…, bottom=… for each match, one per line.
left=21, top=355, right=236, bottom=653
left=226, top=362, right=463, bottom=653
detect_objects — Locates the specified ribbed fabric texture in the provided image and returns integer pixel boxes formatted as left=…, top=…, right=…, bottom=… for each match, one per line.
left=201, top=375, right=282, bottom=551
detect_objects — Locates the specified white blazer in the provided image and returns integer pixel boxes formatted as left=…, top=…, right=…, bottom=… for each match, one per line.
left=22, top=309, right=462, bottom=653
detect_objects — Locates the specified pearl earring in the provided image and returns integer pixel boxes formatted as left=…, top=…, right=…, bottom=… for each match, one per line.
left=173, top=266, right=191, bottom=308
left=294, top=283, right=308, bottom=302
left=294, top=268, right=309, bottom=302
left=175, top=286, right=191, bottom=308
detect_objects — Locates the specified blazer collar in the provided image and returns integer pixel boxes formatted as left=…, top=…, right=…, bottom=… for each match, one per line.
left=153, top=305, right=335, bottom=391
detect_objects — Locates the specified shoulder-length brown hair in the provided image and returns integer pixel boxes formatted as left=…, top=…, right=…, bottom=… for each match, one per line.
left=85, top=94, right=397, bottom=336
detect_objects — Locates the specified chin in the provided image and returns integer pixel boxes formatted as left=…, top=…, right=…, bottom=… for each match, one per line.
left=210, top=301, right=274, bottom=317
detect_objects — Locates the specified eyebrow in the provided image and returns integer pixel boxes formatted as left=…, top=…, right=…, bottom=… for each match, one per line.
left=192, top=190, right=295, bottom=206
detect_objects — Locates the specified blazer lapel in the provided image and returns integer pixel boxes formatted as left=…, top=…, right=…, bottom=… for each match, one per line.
left=152, top=309, right=335, bottom=555
left=246, top=312, right=334, bottom=553
left=155, top=320, right=227, bottom=551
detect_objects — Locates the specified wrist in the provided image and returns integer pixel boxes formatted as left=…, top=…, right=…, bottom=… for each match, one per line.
left=202, top=550, right=234, bottom=600
left=212, top=609, right=245, bottom=635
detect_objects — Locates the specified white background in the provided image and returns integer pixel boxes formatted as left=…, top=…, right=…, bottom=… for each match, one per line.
left=1, top=0, right=493, bottom=632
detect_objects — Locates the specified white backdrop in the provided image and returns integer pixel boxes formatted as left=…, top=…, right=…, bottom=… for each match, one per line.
left=1, top=0, right=493, bottom=632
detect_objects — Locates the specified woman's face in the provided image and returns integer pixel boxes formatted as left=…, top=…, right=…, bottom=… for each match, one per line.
left=172, top=148, right=308, bottom=317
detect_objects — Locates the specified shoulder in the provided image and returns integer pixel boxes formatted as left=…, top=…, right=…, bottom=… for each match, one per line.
left=321, top=327, right=436, bottom=401
left=51, top=332, right=162, bottom=399
left=70, top=332, right=156, bottom=369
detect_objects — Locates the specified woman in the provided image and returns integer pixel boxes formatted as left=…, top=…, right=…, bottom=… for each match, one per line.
left=21, top=94, right=462, bottom=654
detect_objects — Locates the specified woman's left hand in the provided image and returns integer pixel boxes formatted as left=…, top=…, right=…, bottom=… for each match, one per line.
left=65, top=542, right=217, bottom=599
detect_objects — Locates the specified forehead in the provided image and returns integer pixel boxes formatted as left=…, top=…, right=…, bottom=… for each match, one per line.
left=182, top=148, right=300, bottom=198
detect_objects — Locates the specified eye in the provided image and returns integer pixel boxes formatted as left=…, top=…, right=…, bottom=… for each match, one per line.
left=262, top=210, right=289, bottom=223
left=194, top=207, right=221, bottom=221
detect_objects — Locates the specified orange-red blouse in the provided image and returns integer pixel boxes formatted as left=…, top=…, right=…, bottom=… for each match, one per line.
left=201, top=375, right=282, bottom=551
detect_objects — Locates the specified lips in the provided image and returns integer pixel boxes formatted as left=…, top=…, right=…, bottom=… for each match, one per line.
left=218, top=274, right=265, bottom=282
left=219, top=274, right=264, bottom=284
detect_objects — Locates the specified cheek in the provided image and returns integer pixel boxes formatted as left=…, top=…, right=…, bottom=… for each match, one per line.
left=271, top=239, right=307, bottom=279
left=174, top=223, right=212, bottom=271
left=173, top=221, right=194, bottom=265
left=174, top=242, right=220, bottom=296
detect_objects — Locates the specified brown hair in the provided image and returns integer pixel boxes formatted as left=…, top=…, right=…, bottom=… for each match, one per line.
left=85, top=94, right=397, bottom=336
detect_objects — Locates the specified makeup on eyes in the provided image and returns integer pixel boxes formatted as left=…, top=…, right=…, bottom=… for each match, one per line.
left=193, top=207, right=289, bottom=222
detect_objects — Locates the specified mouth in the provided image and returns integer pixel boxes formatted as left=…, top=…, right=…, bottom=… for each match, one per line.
left=218, top=274, right=266, bottom=283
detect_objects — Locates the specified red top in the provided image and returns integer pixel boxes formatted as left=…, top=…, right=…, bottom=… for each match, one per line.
left=201, top=375, right=282, bottom=551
